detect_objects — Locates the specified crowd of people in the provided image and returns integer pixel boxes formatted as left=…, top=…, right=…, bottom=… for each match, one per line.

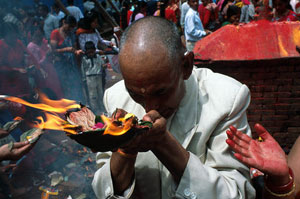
left=0, top=0, right=121, bottom=114
left=0, top=0, right=299, bottom=114
left=0, top=0, right=300, bottom=198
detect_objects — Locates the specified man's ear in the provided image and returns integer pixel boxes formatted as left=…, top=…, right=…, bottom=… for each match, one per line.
left=182, top=51, right=194, bottom=80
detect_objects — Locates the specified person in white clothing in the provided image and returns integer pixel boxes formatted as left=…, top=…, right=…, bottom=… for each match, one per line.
left=83, top=0, right=95, bottom=12
left=81, top=41, right=106, bottom=114
left=66, top=0, right=84, bottom=22
left=52, top=3, right=66, bottom=21
left=39, top=4, right=59, bottom=40
left=184, top=0, right=210, bottom=51
left=92, top=16, right=255, bottom=199
left=76, top=11, right=113, bottom=52
left=180, top=0, right=190, bottom=31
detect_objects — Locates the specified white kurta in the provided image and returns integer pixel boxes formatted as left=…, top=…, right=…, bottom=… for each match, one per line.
left=92, top=68, right=256, bottom=199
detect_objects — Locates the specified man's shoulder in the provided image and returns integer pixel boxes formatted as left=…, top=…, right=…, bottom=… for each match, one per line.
left=194, top=67, right=249, bottom=102
left=105, top=80, right=127, bottom=97
left=194, top=68, right=243, bottom=89
left=193, top=68, right=250, bottom=115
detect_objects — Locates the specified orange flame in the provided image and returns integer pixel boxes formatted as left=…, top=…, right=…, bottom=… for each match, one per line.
left=5, top=95, right=80, bottom=113
left=13, top=116, right=23, bottom=121
left=34, top=113, right=78, bottom=134
left=5, top=94, right=136, bottom=136
left=101, top=115, right=134, bottom=136
left=5, top=94, right=79, bottom=134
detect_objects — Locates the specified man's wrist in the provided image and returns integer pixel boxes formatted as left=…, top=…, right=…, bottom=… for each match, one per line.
left=151, top=130, right=169, bottom=152
left=117, top=148, right=137, bottom=159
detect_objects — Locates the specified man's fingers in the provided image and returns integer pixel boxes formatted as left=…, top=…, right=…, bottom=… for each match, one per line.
left=254, top=123, right=273, bottom=141
left=142, top=110, right=161, bottom=122
left=13, top=141, right=29, bottom=148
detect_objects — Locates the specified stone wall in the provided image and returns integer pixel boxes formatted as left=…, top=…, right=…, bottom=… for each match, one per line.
left=196, top=58, right=300, bottom=151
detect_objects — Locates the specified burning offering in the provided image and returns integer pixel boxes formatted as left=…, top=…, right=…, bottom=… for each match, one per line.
left=1, top=94, right=152, bottom=152
left=65, top=107, right=152, bottom=152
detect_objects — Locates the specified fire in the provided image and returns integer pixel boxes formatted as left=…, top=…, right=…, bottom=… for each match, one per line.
left=13, top=116, right=23, bottom=121
left=4, top=94, right=136, bottom=136
left=34, top=113, right=78, bottom=134
left=5, top=94, right=80, bottom=113
left=5, top=94, right=80, bottom=134
left=101, top=114, right=134, bottom=136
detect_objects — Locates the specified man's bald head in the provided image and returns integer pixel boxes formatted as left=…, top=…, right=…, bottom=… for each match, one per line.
left=119, top=16, right=185, bottom=66
left=118, top=17, right=194, bottom=118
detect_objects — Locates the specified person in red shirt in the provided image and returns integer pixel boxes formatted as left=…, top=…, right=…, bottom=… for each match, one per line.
left=50, top=15, right=85, bottom=102
left=120, top=0, right=133, bottom=29
left=154, top=0, right=177, bottom=23
left=272, top=0, right=299, bottom=21
left=198, top=0, right=219, bottom=30
left=165, top=0, right=177, bottom=23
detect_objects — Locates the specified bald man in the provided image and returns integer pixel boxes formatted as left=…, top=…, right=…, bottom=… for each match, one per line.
left=92, top=16, right=255, bottom=199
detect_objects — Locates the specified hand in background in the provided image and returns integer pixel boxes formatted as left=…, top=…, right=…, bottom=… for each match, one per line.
left=0, top=141, right=32, bottom=161
left=0, top=129, right=10, bottom=139
left=226, top=124, right=289, bottom=178
left=74, top=49, right=84, bottom=56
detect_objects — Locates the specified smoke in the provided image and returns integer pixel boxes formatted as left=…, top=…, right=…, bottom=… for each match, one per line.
left=0, top=1, right=104, bottom=198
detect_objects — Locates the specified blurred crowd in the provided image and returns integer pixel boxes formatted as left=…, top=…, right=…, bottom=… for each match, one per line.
left=0, top=0, right=299, bottom=114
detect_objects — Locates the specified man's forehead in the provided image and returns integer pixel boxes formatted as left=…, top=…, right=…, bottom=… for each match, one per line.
left=124, top=66, right=179, bottom=94
left=125, top=77, right=174, bottom=96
